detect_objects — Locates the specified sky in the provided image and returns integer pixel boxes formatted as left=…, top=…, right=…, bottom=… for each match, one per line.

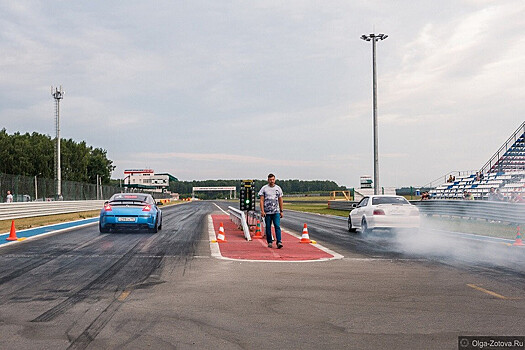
left=0, top=0, right=523, bottom=188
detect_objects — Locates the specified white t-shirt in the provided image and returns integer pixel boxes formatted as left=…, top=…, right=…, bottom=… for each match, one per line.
left=258, top=184, right=283, bottom=214
left=6, top=194, right=13, bottom=203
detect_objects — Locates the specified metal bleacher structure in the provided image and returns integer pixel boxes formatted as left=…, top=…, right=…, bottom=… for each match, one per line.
left=430, top=121, right=525, bottom=200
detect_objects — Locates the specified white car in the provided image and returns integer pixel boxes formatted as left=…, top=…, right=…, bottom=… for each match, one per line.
left=348, top=195, right=420, bottom=233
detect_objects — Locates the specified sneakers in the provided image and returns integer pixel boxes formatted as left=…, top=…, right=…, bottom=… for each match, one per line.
left=268, top=242, right=283, bottom=249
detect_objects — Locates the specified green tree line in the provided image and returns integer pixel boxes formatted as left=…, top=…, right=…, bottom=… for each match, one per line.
left=169, top=179, right=346, bottom=198
left=0, top=129, right=115, bottom=184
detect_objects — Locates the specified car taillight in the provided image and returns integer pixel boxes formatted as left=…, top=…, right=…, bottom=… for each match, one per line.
left=142, top=205, right=151, bottom=212
left=104, top=204, right=112, bottom=211
left=373, top=209, right=385, bottom=215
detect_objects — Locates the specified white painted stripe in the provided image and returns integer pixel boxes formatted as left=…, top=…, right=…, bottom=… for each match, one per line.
left=426, top=228, right=515, bottom=244
left=213, top=203, right=229, bottom=215
left=281, top=225, right=344, bottom=260
left=208, top=215, right=222, bottom=258
left=342, top=257, right=428, bottom=262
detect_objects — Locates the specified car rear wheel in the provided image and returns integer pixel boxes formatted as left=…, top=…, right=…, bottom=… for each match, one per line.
left=361, top=218, right=370, bottom=234
left=149, top=216, right=159, bottom=233
left=348, top=217, right=356, bottom=232
left=99, top=222, right=109, bottom=234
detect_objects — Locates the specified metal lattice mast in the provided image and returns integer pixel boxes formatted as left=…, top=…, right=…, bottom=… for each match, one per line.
left=51, top=86, right=64, bottom=199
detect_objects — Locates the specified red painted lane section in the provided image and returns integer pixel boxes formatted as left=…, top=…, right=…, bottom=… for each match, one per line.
left=211, top=215, right=333, bottom=261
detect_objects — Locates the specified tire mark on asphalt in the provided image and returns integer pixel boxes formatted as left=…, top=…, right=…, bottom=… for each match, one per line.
left=65, top=203, right=208, bottom=349
left=0, top=234, right=108, bottom=289
left=67, top=296, right=124, bottom=350
left=32, top=238, right=148, bottom=322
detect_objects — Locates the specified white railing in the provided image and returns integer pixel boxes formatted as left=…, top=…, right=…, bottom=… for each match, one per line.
left=0, top=200, right=105, bottom=221
left=480, top=121, right=525, bottom=174
left=227, top=206, right=251, bottom=241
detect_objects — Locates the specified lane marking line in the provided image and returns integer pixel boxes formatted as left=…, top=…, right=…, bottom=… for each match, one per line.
left=118, top=290, right=131, bottom=302
left=208, top=216, right=222, bottom=259
left=281, top=225, right=344, bottom=260
left=467, top=284, right=507, bottom=300
left=213, top=203, right=229, bottom=215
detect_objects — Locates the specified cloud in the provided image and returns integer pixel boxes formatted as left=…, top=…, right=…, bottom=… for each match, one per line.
left=0, top=1, right=524, bottom=187
left=137, top=152, right=320, bottom=167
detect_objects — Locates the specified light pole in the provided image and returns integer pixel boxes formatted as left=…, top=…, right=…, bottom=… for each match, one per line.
left=34, top=173, right=41, bottom=201
left=361, top=33, right=388, bottom=195
left=51, top=86, right=64, bottom=199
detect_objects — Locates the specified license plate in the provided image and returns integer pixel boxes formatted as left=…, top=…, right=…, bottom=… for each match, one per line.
left=118, top=217, right=136, bottom=222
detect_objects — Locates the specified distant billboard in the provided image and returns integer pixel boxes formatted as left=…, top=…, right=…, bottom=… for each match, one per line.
left=124, top=169, right=154, bottom=174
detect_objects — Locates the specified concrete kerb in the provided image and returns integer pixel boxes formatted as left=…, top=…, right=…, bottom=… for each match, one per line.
left=207, top=214, right=344, bottom=263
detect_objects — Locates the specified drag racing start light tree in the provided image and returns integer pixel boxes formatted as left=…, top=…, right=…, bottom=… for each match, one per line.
left=51, top=86, right=64, bottom=199
left=240, top=180, right=255, bottom=211
left=240, top=187, right=247, bottom=211
left=361, top=33, right=388, bottom=195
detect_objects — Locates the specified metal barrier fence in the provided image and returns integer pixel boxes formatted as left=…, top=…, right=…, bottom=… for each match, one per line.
left=0, top=172, right=171, bottom=202
left=413, top=200, right=525, bottom=224
left=227, top=206, right=251, bottom=241
left=328, top=199, right=525, bottom=224
left=0, top=200, right=105, bottom=220
left=328, top=200, right=357, bottom=211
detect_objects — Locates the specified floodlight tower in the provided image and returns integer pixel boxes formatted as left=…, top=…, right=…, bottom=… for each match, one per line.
left=361, top=33, right=388, bottom=195
left=51, top=86, right=64, bottom=199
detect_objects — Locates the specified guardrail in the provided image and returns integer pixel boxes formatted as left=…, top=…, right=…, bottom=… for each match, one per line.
left=227, top=206, right=251, bottom=241
left=0, top=200, right=105, bottom=221
left=327, top=199, right=525, bottom=224
left=328, top=200, right=357, bottom=211
left=413, top=200, right=525, bottom=224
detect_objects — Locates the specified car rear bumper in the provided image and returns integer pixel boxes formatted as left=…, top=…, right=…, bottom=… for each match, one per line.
left=100, top=215, right=156, bottom=229
left=367, top=215, right=420, bottom=229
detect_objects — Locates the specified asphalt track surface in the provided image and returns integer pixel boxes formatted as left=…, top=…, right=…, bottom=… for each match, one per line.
left=0, top=200, right=524, bottom=350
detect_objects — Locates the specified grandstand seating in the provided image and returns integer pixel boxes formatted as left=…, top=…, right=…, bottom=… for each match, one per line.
left=430, top=121, right=525, bottom=200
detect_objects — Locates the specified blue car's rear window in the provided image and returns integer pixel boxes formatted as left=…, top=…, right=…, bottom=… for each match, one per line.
left=109, top=193, right=150, bottom=204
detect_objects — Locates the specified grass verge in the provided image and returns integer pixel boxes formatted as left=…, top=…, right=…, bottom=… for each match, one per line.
left=284, top=196, right=332, bottom=202
left=283, top=203, right=348, bottom=217
left=0, top=210, right=100, bottom=234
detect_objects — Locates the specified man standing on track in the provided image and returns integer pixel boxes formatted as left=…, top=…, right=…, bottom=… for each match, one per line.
left=259, top=173, right=284, bottom=249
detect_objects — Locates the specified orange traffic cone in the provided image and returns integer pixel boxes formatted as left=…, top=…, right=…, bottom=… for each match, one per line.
left=6, top=220, right=18, bottom=241
left=300, top=223, right=311, bottom=243
left=253, top=220, right=263, bottom=239
left=513, top=225, right=524, bottom=246
left=217, top=222, right=227, bottom=243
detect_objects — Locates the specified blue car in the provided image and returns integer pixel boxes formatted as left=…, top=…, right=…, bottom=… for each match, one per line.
left=99, top=193, right=162, bottom=233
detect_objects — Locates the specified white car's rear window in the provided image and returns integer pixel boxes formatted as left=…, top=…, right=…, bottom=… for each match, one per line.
left=372, top=197, right=409, bottom=205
